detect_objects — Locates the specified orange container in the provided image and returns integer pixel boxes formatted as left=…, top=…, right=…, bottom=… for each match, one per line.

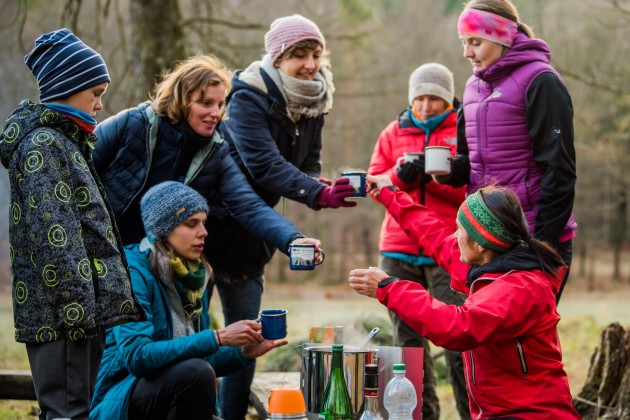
left=267, top=387, right=307, bottom=415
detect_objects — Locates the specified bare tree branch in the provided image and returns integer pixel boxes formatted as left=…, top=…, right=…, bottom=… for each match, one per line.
left=181, top=17, right=266, bottom=31
left=611, top=0, right=630, bottom=15
left=554, top=66, right=630, bottom=94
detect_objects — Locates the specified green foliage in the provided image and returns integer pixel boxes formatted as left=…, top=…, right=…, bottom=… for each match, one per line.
left=432, top=354, right=449, bottom=382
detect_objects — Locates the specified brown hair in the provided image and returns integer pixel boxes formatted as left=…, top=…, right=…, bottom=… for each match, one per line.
left=274, top=39, right=331, bottom=65
left=479, top=185, right=565, bottom=274
left=152, top=55, right=232, bottom=124
left=465, top=0, right=535, bottom=38
left=151, top=240, right=213, bottom=284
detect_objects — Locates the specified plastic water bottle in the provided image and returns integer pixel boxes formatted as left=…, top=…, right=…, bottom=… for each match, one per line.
left=383, top=364, right=417, bottom=420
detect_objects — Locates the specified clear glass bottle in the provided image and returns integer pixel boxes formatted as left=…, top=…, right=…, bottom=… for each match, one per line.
left=318, top=344, right=353, bottom=420
left=383, top=363, right=417, bottom=420
left=357, top=364, right=383, bottom=420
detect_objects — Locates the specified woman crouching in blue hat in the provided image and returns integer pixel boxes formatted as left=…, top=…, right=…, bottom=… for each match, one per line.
left=91, top=181, right=287, bottom=420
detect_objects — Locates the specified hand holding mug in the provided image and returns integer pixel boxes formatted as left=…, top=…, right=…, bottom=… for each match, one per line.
left=290, top=237, right=321, bottom=249
left=396, top=153, right=430, bottom=183
left=289, top=241, right=325, bottom=270
left=316, top=177, right=357, bottom=208
left=366, top=174, right=394, bottom=200
left=216, top=320, right=263, bottom=347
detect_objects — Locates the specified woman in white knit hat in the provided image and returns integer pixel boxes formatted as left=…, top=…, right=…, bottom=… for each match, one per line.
left=368, top=63, right=470, bottom=420
left=205, top=15, right=353, bottom=418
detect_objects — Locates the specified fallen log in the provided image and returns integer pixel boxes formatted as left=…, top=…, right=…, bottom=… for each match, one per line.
left=573, top=322, right=630, bottom=419
left=0, top=369, right=36, bottom=400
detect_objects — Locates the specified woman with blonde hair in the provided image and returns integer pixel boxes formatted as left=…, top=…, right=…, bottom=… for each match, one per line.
left=92, top=53, right=320, bottom=292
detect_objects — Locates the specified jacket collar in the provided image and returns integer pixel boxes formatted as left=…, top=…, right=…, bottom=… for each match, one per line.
left=475, top=32, right=551, bottom=83
left=467, top=245, right=542, bottom=285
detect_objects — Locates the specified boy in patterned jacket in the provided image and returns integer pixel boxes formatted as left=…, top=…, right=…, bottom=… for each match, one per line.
left=0, top=28, right=144, bottom=419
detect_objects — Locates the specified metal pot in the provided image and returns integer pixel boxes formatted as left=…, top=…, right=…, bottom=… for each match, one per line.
left=300, top=344, right=378, bottom=417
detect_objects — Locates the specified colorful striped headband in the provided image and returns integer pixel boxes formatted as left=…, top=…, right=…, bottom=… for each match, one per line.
left=457, top=8, right=518, bottom=48
left=457, top=190, right=520, bottom=252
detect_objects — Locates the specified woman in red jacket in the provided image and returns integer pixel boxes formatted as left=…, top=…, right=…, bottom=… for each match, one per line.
left=349, top=174, right=580, bottom=419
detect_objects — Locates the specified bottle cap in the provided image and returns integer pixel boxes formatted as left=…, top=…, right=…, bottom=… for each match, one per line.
left=365, top=364, right=378, bottom=374
left=364, top=364, right=379, bottom=389
left=393, top=363, right=406, bottom=372
left=268, top=387, right=307, bottom=415
left=332, top=344, right=343, bottom=351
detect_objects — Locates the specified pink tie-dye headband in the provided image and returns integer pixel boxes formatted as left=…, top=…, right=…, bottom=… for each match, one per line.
left=457, top=8, right=518, bottom=47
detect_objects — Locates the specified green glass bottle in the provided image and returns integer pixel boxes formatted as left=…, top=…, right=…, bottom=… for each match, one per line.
left=318, top=344, right=353, bottom=420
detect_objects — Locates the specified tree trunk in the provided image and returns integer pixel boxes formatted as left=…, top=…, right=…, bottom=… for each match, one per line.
left=130, top=0, right=185, bottom=103
left=573, top=322, right=630, bottom=419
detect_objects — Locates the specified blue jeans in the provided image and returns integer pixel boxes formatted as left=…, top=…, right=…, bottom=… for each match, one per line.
left=215, top=274, right=264, bottom=420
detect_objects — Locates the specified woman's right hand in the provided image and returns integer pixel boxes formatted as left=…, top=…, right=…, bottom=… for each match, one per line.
left=366, top=174, right=393, bottom=200
left=216, top=320, right=263, bottom=347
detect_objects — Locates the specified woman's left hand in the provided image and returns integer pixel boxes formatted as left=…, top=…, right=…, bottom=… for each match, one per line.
left=348, top=267, right=389, bottom=299
left=290, top=237, right=324, bottom=264
left=241, top=339, right=288, bottom=359
left=291, top=237, right=321, bottom=248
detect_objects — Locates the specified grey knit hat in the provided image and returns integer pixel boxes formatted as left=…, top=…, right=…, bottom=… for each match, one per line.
left=140, top=181, right=209, bottom=242
left=408, top=63, right=454, bottom=106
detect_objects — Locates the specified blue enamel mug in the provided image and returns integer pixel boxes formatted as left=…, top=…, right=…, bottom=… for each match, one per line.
left=289, top=244, right=325, bottom=270
left=259, top=309, right=288, bottom=340
left=340, top=171, right=367, bottom=197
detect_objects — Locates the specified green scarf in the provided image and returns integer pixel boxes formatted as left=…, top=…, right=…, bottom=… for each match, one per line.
left=171, top=257, right=206, bottom=320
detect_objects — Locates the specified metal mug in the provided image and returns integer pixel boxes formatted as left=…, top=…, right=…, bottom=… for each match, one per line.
left=289, top=244, right=325, bottom=271
left=340, top=171, right=367, bottom=197
left=259, top=309, right=288, bottom=340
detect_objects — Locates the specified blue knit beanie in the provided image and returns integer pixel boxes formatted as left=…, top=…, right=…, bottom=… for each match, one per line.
left=24, top=28, right=111, bottom=102
left=140, top=182, right=209, bottom=242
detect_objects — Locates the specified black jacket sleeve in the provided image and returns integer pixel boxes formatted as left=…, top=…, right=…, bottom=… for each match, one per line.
left=437, top=104, right=470, bottom=187
left=527, top=72, right=576, bottom=246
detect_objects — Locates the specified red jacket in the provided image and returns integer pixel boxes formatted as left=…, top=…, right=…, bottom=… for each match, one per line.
left=376, top=187, right=580, bottom=419
left=368, top=109, right=465, bottom=255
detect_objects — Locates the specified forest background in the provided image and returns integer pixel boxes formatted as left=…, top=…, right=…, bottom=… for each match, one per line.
left=0, top=1, right=629, bottom=418
left=1, top=0, right=629, bottom=291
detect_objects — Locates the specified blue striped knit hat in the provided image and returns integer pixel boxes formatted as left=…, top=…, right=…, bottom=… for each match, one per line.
left=24, top=28, right=111, bottom=102
left=140, top=182, right=209, bottom=242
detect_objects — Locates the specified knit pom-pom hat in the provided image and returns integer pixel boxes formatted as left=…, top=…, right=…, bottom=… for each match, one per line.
left=24, top=28, right=110, bottom=102
left=141, top=181, right=209, bottom=242
left=408, top=63, right=455, bottom=106
left=264, top=14, right=325, bottom=63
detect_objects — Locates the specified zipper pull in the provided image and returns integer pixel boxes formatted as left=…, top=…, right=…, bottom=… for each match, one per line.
left=295, top=125, right=299, bottom=137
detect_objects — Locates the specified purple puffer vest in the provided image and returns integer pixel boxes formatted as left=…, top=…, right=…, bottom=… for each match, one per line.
left=463, top=34, right=576, bottom=240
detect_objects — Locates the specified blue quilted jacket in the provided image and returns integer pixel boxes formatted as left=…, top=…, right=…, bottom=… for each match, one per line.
left=92, top=102, right=303, bottom=260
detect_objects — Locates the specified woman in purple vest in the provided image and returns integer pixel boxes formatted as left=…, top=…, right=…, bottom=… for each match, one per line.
left=436, top=0, right=577, bottom=301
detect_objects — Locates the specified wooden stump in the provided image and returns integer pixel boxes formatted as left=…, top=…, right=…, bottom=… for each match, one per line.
left=573, top=322, right=630, bottom=419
